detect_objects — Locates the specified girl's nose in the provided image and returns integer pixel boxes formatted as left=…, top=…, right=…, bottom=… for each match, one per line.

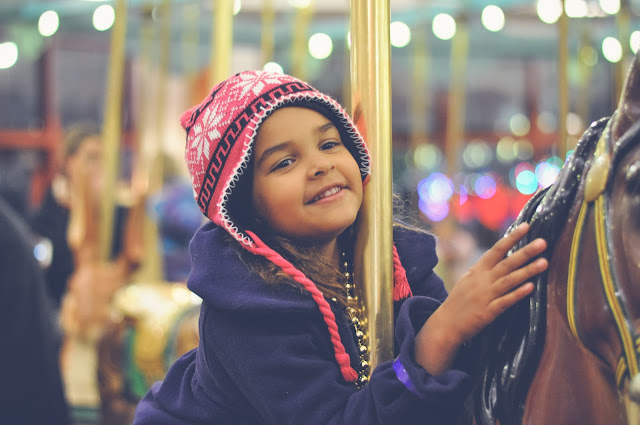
left=309, top=159, right=335, bottom=178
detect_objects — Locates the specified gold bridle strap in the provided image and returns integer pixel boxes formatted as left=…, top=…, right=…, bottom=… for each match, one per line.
left=615, top=338, right=640, bottom=389
left=566, top=202, right=588, bottom=342
left=567, top=129, right=640, bottom=389
left=595, top=194, right=640, bottom=385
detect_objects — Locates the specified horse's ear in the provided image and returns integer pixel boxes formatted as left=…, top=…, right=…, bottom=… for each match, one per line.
left=612, top=51, right=640, bottom=143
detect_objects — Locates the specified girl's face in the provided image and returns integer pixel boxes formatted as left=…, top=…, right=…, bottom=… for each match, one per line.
left=251, top=107, right=363, bottom=244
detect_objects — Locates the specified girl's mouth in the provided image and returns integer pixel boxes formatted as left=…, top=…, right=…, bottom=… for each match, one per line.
left=310, top=186, right=344, bottom=203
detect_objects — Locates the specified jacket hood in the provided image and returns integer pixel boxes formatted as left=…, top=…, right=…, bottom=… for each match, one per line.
left=187, top=223, right=317, bottom=315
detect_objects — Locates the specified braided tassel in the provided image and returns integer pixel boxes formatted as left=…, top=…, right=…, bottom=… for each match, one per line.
left=245, top=231, right=358, bottom=382
left=392, top=244, right=412, bottom=301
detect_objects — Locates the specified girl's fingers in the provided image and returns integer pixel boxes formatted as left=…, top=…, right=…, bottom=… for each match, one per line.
left=480, top=223, right=530, bottom=267
left=494, top=238, right=547, bottom=276
left=490, top=282, right=535, bottom=315
left=494, top=257, right=548, bottom=295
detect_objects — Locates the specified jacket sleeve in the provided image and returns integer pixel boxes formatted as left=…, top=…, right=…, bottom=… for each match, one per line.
left=133, top=348, right=237, bottom=424
left=199, top=297, right=472, bottom=425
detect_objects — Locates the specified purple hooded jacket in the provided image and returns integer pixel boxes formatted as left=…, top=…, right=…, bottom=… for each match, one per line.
left=132, top=223, right=472, bottom=424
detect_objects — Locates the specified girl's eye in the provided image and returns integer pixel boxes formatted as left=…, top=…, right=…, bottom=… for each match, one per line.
left=273, top=158, right=294, bottom=171
left=321, top=140, right=341, bottom=150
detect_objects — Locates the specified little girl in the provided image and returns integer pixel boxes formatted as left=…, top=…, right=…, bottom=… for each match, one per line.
left=133, top=71, right=547, bottom=424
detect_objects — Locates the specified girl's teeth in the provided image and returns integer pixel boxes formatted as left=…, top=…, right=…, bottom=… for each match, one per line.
left=315, top=187, right=341, bottom=202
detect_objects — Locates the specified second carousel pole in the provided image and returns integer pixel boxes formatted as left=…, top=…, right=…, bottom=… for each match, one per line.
left=350, top=0, right=394, bottom=373
left=99, top=0, right=128, bottom=262
left=211, top=0, right=233, bottom=86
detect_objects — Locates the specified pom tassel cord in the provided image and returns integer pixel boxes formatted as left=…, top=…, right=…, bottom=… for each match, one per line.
left=245, top=231, right=359, bottom=382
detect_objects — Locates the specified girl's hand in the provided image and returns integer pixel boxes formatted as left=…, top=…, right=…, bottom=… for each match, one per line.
left=415, top=223, right=547, bottom=375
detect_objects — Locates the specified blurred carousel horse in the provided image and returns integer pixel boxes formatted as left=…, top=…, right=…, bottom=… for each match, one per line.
left=470, top=52, right=640, bottom=425
left=59, top=155, right=145, bottom=410
left=98, top=283, right=201, bottom=425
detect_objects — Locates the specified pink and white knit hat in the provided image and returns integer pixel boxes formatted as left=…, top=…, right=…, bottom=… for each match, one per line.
left=181, top=70, right=370, bottom=244
left=181, top=70, right=410, bottom=383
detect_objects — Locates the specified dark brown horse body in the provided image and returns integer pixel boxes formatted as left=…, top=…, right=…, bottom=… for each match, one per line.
left=473, top=54, right=640, bottom=425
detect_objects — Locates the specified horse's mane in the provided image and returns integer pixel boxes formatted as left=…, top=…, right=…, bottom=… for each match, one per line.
left=472, top=117, right=608, bottom=425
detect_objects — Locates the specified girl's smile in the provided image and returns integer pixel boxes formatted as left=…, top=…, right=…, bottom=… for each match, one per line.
left=307, top=184, right=346, bottom=204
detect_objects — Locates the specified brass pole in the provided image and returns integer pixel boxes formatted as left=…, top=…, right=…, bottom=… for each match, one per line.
left=99, top=0, right=128, bottom=261
left=350, top=0, right=394, bottom=371
left=576, top=27, right=593, bottom=128
left=211, top=0, right=234, bottom=86
left=261, top=0, right=275, bottom=66
left=342, top=41, right=351, bottom=112
left=410, top=26, right=429, bottom=151
left=137, top=0, right=172, bottom=282
left=444, top=13, right=468, bottom=175
left=182, top=3, right=200, bottom=78
left=615, top=0, right=631, bottom=106
left=291, top=2, right=314, bottom=80
left=557, top=1, right=569, bottom=159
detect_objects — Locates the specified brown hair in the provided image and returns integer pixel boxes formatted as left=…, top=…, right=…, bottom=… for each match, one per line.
left=226, top=224, right=352, bottom=306
left=64, top=122, right=100, bottom=159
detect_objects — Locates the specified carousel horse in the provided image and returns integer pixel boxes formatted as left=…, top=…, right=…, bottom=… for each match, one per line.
left=470, top=54, right=640, bottom=424
left=98, top=283, right=201, bottom=425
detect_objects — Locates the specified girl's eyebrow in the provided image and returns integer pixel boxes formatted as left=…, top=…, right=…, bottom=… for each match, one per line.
left=255, top=141, right=293, bottom=168
left=255, top=121, right=336, bottom=168
left=318, top=121, right=336, bottom=133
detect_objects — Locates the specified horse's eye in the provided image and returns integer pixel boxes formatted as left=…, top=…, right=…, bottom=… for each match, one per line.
left=626, top=163, right=640, bottom=194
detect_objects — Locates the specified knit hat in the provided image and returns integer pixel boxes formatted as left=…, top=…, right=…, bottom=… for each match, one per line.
left=181, top=70, right=410, bottom=383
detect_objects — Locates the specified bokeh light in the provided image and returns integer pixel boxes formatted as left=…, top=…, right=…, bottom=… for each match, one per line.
left=496, top=136, right=516, bottom=163
left=93, top=4, right=115, bottom=31
left=537, top=0, right=563, bottom=24
left=566, top=112, right=584, bottom=136
left=390, top=21, right=411, bottom=48
left=417, top=173, right=454, bottom=204
left=535, top=161, right=561, bottom=188
left=516, top=170, right=538, bottom=194
left=419, top=199, right=449, bottom=222
left=308, top=33, right=333, bottom=59
left=432, top=13, right=456, bottom=40
left=263, top=62, right=283, bottom=73
left=565, top=0, right=588, bottom=18
left=537, top=111, right=557, bottom=133
left=474, top=174, right=497, bottom=199
left=513, top=139, right=534, bottom=160
left=0, top=42, right=18, bottom=69
left=38, top=10, right=59, bottom=37
left=413, top=144, right=441, bottom=170
left=289, top=0, right=312, bottom=7
left=580, top=45, right=599, bottom=67
left=631, top=31, right=640, bottom=54
left=599, top=0, right=621, bottom=14
left=509, top=113, right=531, bottom=136
left=602, top=37, right=623, bottom=63
left=481, top=5, right=505, bottom=32
left=463, top=141, right=492, bottom=169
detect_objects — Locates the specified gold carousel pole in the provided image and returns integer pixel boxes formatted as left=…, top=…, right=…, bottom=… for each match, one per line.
left=99, top=0, right=128, bottom=261
left=615, top=0, right=631, bottom=105
left=576, top=27, right=594, bottom=126
left=410, top=26, right=429, bottom=151
left=262, top=0, right=275, bottom=67
left=557, top=1, right=569, bottom=159
left=350, top=0, right=394, bottom=372
left=138, top=0, right=172, bottom=282
left=211, top=0, right=234, bottom=86
left=291, top=1, right=314, bottom=80
left=444, top=12, right=469, bottom=175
